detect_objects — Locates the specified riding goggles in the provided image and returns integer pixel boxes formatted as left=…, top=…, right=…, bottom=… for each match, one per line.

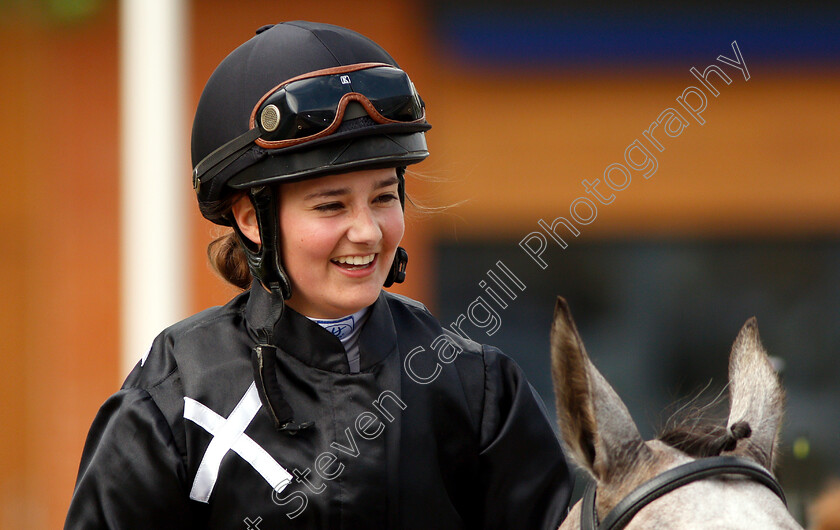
left=193, top=62, right=427, bottom=188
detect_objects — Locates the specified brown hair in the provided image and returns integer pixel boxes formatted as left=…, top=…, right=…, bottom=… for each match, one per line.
left=208, top=230, right=252, bottom=290
left=204, top=191, right=253, bottom=290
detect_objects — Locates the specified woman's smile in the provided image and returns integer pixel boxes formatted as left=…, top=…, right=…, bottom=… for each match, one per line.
left=330, top=253, right=379, bottom=277
left=331, top=253, right=377, bottom=269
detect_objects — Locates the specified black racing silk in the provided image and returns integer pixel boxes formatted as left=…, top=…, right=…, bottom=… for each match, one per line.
left=66, top=290, right=573, bottom=529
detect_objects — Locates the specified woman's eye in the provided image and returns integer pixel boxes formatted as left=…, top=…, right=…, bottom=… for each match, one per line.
left=376, top=193, right=399, bottom=204
left=314, top=202, right=343, bottom=212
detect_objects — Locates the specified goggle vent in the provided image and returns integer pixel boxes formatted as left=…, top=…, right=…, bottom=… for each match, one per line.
left=261, top=105, right=281, bottom=132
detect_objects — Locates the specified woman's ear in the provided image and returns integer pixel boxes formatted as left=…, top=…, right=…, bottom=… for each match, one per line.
left=230, top=194, right=261, bottom=246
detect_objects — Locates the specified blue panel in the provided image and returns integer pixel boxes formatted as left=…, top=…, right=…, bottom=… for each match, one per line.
left=436, top=9, right=840, bottom=67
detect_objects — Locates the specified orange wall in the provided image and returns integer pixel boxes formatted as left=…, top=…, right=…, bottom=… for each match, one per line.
left=425, top=70, right=840, bottom=240
left=1, top=1, right=838, bottom=527
left=0, top=7, right=120, bottom=529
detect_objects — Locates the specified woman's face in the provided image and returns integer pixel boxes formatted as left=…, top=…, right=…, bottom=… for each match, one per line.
left=278, top=168, right=405, bottom=319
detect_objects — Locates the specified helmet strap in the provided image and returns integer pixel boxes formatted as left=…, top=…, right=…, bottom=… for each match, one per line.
left=396, top=166, right=406, bottom=209
left=383, top=167, right=408, bottom=287
left=232, top=186, right=293, bottom=299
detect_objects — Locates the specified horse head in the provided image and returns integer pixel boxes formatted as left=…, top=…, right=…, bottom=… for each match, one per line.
left=551, top=297, right=801, bottom=529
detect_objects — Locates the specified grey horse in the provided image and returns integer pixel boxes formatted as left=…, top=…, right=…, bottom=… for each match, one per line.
left=551, top=297, right=801, bottom=529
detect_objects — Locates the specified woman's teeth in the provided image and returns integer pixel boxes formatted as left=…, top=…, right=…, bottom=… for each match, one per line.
left=332, top=254, right=375, bottom=268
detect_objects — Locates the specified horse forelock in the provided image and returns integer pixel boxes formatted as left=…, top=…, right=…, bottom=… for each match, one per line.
left=657, top=412, right=770, bottom=466
left=657, top=422, right=756, bottom=458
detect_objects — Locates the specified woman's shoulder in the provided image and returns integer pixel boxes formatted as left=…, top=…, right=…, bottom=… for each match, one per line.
left=380, top=291, right=530, bottom=382
left=381, top=290, right=485, bottom=358
left=161, top=289, right=250, bottom=341
left=381, top=290, right=429, bottom=314
left=124, top=290, right=253, bottom=391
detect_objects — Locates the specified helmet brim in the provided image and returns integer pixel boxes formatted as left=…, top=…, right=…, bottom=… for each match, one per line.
left=228, top=131, right=429, bottom=189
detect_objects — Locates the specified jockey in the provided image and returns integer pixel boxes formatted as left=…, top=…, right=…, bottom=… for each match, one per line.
left=66, top=21, right=572, bottom=529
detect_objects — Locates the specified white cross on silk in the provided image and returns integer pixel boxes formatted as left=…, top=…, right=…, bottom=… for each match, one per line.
left=184, top=382, right=293, bottom=503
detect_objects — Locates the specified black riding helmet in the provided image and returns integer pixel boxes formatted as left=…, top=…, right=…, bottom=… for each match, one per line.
left=191, top=21, right=430, bottom=432
left=191, top=20, right=430, bottom=296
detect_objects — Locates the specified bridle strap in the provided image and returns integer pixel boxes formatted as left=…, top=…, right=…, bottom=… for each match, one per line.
left=581, top=480, right=599, bottom=530
left=581, top=456, right=787, bottom=530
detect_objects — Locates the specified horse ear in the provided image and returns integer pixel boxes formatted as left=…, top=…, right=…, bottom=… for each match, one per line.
left=725, top=317, right=784, bottom=471
left=551, top=297, right=649, bottom=483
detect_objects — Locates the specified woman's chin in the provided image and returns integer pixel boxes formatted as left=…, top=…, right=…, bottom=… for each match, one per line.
left=289, top=284, right=384, bottom=319
left=334, top=288, right=382, bottom=315
left=329, top=271, right=390, bottom=309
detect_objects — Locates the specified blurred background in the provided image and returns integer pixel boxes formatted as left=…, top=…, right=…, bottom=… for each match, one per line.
left=1, top=0, right=838, bottom=527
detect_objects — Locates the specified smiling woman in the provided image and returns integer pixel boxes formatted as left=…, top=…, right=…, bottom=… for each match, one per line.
left=226, top=168, right=406, bottom=319
left=65, top=21, right=572, bottom=528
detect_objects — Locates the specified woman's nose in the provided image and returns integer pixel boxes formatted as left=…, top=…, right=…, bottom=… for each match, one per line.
left=346, top=206, right=382, bottom=244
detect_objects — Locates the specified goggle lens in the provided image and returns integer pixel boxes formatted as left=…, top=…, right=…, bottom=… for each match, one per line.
left=348, top=67, right=422, bottom=120
left=280, top=77, right=349, bottom=139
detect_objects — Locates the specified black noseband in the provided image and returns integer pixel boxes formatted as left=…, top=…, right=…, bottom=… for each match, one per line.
left=580, top=456, right=787, bottom=530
